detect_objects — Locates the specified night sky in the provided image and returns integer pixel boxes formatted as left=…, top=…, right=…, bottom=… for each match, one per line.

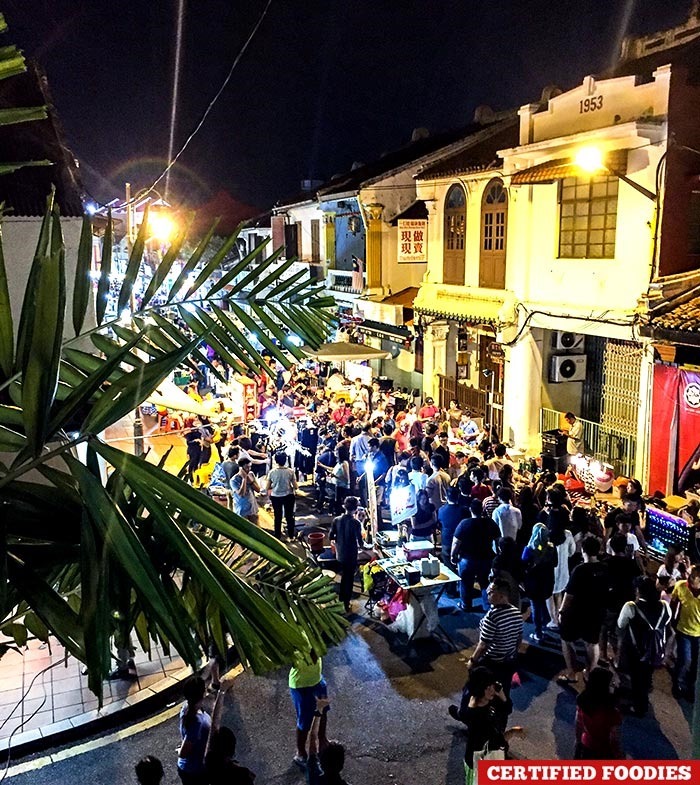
left=2, top=0, right=693, bottom=211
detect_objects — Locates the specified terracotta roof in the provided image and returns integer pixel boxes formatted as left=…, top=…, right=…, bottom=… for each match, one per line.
left=652, top=295, right=700, bottom=334
left=0, top=60, right=83, bottom=217
left=607, top=26, right=700, bottom=80
left=510, top=149, right=629, bottom=185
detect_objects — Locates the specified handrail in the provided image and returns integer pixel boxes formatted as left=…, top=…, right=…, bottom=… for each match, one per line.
left=540, top=407, right=636, bottom=477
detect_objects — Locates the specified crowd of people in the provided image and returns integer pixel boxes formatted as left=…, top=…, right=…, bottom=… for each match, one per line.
left=136, top=359, right=700, bottom=780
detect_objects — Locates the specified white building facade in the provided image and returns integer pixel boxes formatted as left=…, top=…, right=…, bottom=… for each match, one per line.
left=416, top=65, right=676, bottom=480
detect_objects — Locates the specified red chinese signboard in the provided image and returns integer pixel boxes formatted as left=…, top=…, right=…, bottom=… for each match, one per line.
left=397, top=219, right=427, bottom=263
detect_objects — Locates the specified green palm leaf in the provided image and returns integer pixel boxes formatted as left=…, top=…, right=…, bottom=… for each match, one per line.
left=165, top=218, right=220, bottom=303
left=81, top=333, right=202, bottom=435
left=117, top=204, right=150, bottom=314
left=0, top=216, right=14, bottom=381
left=139, top=216, right=192, bottom=308
left=206, top=238, right=271, bottom=298
left=72, top=216, right=94, bottom=336
left=20, top=204, right=66, bottom=457
left=95, top=210, right=113, bottom=325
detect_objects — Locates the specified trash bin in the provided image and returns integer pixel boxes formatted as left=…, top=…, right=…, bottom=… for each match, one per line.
left=307, top=532, right=326, bottom=553
left=540, top=453, right=569, bottom=474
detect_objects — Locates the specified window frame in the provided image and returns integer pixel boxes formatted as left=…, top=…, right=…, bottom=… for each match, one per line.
left=558, top=175, right=618, bottom=259
left=443, top=183, right=466, bottom=285
left=479, top=178, right=508, bottom=289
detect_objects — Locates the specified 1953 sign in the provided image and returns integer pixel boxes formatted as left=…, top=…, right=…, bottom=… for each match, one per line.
left=580, top=95, right=604, bottom=113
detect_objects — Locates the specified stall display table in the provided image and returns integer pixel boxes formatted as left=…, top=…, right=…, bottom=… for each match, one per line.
left=375, top=554, right=460, bottom=646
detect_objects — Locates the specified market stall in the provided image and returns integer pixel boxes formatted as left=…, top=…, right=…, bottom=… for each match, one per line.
left=370, top=536, right=460, bottom=645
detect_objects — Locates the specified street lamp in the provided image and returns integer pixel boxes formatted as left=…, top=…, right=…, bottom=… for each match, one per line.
left=574, top=145, right=656, bottom=201
left=147, top=211, right=175, bottom=244
left=123, top=184, right=175, bottom=456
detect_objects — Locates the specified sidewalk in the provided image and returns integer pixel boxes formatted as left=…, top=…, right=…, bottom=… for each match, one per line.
left=0, top=479, right=325, bottom=760
left=0, top=636, right=192, bottom=756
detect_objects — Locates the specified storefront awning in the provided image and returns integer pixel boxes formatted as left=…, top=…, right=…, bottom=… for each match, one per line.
left=357, top=319, right=411, bottom=341
left=303, top=341, right=391, bottom=362
left=510, top=149, right=628, bottom=185
left=389, top=200, right=428, bottom=225
left=381, top=286, right=418, bottom=307
left=414, top=287, right=514, bottom=326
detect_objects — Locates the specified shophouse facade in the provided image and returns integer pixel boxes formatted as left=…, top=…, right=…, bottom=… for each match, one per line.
left=413, top=115, right=522, bottom=439
left=414, top=10, right=700, bottom=484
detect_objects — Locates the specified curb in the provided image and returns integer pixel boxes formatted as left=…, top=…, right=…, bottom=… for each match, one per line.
left=0, top=664, right=195, bottom=763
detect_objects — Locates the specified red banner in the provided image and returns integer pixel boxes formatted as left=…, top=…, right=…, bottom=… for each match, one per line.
left=480, top=761, right=698, bottom=784
left=649, top=365, right=700, bottom=496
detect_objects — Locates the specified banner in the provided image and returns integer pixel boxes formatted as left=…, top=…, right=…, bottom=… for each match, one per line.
left=677, top=369, right=700, bottom=493
left=398, top=219, right=427, bottom=263
left=649, top=365, right=700, bottom=496
left=390, top=482, right=417, bottom=526
left=480, top=761, right=698, bottom=785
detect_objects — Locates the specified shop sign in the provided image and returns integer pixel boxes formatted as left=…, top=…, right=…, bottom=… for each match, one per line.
left=488, top=341, right=505, bottom=363
left=397, top=219, right=427, bottom=263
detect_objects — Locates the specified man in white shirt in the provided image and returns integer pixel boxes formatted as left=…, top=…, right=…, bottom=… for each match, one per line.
left=408, top=455, right=428, bottom=495
left=564, top=412, right=584, bottom=455
left=350, top=378, right=370, bottom=413
left=492, top=488, right=522, bottom=541
left=326, top=369, right=347, bottom=392
left=485, top=443, right=513, bottom=481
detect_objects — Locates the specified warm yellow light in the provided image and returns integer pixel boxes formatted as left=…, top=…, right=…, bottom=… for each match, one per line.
left=148, top=213, right=175, bottom=243
left=574, top=146, right=605, bottom=174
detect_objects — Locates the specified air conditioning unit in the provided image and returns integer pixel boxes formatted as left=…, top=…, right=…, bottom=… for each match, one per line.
left=550, top=354, right=587, bottom=383
left=552, top=331, right=585, bottom=352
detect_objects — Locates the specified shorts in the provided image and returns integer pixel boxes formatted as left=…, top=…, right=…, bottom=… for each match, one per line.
left=290, top=679, right=327, bottom=731
left=559, top=611, right=603, bottom=645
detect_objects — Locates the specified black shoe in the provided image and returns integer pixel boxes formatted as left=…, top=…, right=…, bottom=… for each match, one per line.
left=108, top=667, right=137, bottom=681
left=448, top=704, right=460, bottom=721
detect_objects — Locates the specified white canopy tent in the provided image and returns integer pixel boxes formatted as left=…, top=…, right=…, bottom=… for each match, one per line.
left=145, top=379, right=212, bottom=417
left=302, top=341, right=391, bottom=362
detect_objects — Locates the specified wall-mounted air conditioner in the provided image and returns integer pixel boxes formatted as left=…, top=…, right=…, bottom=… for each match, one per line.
left=550, top=354, right=587, bottom=383
left=552, top=331, right=585, bottom=352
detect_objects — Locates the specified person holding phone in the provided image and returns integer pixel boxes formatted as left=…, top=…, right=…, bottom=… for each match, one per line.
left=448, top=666, right=512, bottom=785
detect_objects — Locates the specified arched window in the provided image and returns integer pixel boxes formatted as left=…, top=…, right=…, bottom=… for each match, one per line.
left=443, top=184, right=466, bottom=285
left=479, top=179, right=508, bottom=289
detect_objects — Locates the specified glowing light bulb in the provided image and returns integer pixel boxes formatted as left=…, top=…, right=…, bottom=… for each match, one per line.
left=148, top=213, right=175, bottom=243
left=574, top=146, right=605, bottom=174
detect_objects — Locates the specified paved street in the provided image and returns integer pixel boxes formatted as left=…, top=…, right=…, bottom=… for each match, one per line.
left=5, top=605, right=692, bottom=785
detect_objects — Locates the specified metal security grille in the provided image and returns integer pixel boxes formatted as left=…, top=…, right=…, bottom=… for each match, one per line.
left=598, top=339, right=642, bottom=476
left=600, top=340, right=642, bottom=437
left=540, top=339, right=642, bottom=477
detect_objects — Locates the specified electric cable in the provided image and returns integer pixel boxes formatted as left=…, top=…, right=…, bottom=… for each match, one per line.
left=86, top=0, right=274, bottom=210
left=0, top=658, right=63, bottom=783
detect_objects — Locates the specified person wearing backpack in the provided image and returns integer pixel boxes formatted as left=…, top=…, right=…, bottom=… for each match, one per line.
left=617, top=576, right=672, bottom=716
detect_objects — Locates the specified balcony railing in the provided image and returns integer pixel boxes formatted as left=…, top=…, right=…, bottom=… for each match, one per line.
left=540, top=407, right=636, bottom=478
left=327, top=270, right=363, bottom=294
